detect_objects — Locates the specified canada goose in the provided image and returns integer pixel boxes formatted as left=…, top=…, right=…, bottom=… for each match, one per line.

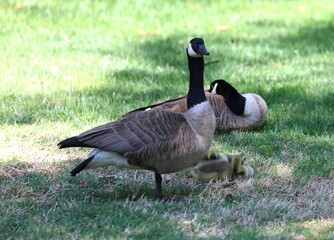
left=209, top=80, right=267, bottom=131
left=58, top=38, right=216, bottom=199
left=124, top=79, right=268, bottom=132
left=185, top=150, right=254, bottom=182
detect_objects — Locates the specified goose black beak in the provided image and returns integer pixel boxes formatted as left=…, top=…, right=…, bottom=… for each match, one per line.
left=198, top=44, right=210, bottom=56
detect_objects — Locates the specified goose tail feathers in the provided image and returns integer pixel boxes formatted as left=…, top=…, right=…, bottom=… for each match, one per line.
left=58, top=136, right=85, bottom=149
left=70, top=156, right=94, bottom=176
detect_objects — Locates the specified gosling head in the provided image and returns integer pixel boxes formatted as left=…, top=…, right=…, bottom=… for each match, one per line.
left=228, top=153, right=255, bottom=179
left=187, top=38, right=210, bottom=58
left=205, top=149, right=222, bottom=161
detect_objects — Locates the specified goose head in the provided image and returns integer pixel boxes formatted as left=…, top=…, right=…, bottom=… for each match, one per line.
left=187, top=38, right=210, bottom=58
left=209, top=79, right=246, bottom=115
left=209, top=79, right=268, bottom=126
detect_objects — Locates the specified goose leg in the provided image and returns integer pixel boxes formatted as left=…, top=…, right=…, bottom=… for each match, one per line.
left=155, top=173, right=163, bottom=199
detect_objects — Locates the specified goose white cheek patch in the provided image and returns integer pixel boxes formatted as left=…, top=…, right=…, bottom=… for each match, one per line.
left=187, top=43, right=202, bottom=58
left=211, top=83, right=218, bottom=94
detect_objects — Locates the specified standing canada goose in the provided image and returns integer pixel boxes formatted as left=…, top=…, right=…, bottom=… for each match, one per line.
left=124, top=79, right=268, bottom=131
left=185, top=150, right=254, bottom=182
left=58, top=38, right=216, bottom=199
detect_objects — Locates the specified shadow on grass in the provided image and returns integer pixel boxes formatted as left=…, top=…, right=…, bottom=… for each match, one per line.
left=276, top=20, right=334, bottom=55
left=117, top=19, right=334, bottom=71
left=0, top=162, right=196, bottom=239
left=241, top=18, right=334, bottom=55
left=261, top=85, right=334, bottom=135
left=5, top=73, right=332, bottom=133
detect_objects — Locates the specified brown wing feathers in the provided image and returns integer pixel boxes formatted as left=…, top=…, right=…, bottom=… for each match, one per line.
left=58, top=109, right=185, bottom=154
left=123, top=91, right=215, bottom=117
left=124, top=95, right=186, bottom=116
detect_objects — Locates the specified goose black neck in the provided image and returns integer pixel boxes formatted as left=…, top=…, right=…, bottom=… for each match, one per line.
left=186, top=54, right=207, bottom=109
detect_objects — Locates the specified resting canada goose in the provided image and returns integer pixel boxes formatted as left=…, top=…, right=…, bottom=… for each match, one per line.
left=124, top=79, right=268, bottom=132
left=185, top=150, right=254, bottom=182
left=58, top=38, right=216, bottom=199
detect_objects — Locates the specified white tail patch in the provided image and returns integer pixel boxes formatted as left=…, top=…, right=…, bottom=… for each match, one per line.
left=86, top=149, right=141, bottom=170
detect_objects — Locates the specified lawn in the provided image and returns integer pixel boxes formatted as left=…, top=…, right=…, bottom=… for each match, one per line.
left=1, top=0, right=333, bottom=239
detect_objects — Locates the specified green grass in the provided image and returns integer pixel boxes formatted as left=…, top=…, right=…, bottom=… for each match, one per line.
left=1, top=0, right=334, bottom=239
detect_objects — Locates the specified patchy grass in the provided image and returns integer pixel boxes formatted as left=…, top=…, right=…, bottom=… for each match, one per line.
left=1, top=0, right=333, bottom=239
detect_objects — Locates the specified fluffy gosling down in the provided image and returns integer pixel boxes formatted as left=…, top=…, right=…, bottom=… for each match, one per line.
left=58, top=38, right=215, bottom=199
left=185, top=149, right=254, bottom=182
